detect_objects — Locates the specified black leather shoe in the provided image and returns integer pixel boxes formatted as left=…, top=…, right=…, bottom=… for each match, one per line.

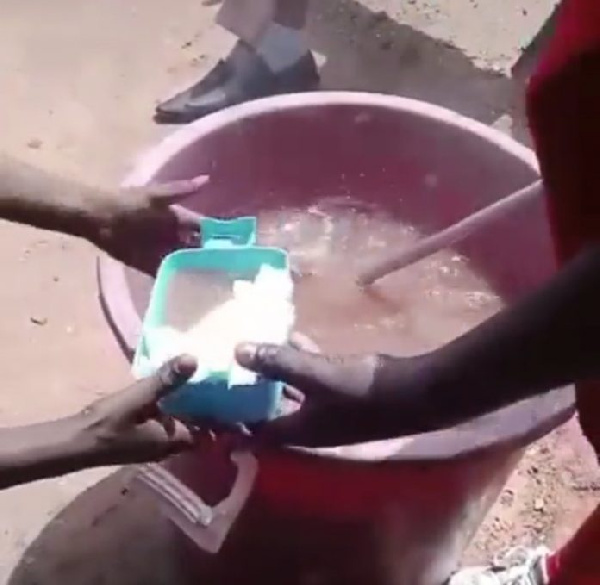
left=155, top=52, right=320, bottom=124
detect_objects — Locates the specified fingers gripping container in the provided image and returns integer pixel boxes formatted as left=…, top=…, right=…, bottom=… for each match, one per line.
left=132, top=217, right=294, bottom=424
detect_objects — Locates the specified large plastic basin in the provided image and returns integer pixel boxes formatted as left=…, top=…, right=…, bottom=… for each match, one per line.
left=98, top=92, right=573, bottom=585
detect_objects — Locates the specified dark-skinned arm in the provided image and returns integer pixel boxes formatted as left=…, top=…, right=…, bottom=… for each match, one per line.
left=0, top=357, right=197, bottom=490
left=408, top=243, right=600, bottom=430
left=0, top=417, right=99, bottom=490
left=236, top=245, right=600, bottom=446
left=0, top=153, right=206, bottom=272
left=0, top=154, right=104, bottom=239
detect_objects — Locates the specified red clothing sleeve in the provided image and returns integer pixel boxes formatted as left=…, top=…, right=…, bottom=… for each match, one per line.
left=526, top=0, right=600, bottom=452
left=527, top=0, right=600, bottom=261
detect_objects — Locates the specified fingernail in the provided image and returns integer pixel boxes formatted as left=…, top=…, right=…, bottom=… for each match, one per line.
left=181, top=230, right=200, bottom=247
left=235, top=343, right=258, bottom=368
left=190, top=175, right=209, bottom=188
left=171, top=355, right=197, bottom=380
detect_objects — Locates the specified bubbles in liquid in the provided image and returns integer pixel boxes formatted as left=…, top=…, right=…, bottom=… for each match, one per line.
left=256, top=198, right=504, bottom=358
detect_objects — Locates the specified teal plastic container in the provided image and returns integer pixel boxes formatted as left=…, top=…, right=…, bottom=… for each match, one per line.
left=132, top=217, right=291, bottom=424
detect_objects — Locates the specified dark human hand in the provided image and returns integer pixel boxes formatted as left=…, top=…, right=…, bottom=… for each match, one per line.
left=235, top=343, right=432, bottom=448
left=76, top=355, right=199, bottom=466
left=86, top=176, right=208, bottom=273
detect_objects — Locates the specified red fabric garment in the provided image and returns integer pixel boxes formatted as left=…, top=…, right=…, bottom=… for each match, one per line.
left=545, top=505, right=600, bottom=585
left=527, top=3, right=600, bottom=583
left=526, top=0, right=600, bottom=455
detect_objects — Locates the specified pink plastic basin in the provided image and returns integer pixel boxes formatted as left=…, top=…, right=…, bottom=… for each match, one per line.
left=98, top=92, right=573, bottom=585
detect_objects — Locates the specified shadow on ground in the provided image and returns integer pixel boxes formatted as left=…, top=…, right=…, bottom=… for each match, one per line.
left=306, top=0, right=531, bottom=144
left=8, top=470, right=188, bottom=585
left=195, top=0, right=534, bottom=143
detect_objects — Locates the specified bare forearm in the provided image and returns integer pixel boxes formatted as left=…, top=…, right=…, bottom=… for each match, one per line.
left=0, top=154, right=101, bottom=239
left=403, top=245, right=600, bottom=430
left=368, top=245, right=600, bottom=438
left=0, top=416, right=97, bottom=490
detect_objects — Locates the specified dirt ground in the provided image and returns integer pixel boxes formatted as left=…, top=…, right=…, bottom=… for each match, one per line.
left=464, top=417, right=599, bottom=565
left=1, top=0, right=597, bottom=583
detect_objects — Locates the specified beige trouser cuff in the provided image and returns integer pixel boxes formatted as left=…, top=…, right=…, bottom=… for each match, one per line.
left=216, top=0, right=309, bottom=45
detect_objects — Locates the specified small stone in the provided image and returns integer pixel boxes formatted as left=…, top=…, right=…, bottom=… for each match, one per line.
left=26, top=138, right=43, bottom=150
left=30, top=316, right=47, bottom=326
left=366, top=10, right=388, bottom=29
left=534, top=498, right=545, bottom=511
left=500, top=489, right=514, bottom=505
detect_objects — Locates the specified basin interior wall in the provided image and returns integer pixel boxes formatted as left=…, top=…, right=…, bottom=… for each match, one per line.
left=126, top=99, right=552, bottom=311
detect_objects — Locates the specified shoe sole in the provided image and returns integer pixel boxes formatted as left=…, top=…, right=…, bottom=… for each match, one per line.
left=154, top=79, right=321, bottom=125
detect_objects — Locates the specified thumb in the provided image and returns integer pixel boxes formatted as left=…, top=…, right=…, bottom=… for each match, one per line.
left=145, top=175, right=210, bottom=205
left=127, top=355, right=198, bottom=408
left=235, top=343, right=377, bottom=400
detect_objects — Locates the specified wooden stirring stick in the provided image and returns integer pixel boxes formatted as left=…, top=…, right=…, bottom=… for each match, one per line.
left=356, top=179, right=543, bottom=287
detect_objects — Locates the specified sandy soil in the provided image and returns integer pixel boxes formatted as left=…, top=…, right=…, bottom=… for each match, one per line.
left=466, top=417, right=598, bottom=565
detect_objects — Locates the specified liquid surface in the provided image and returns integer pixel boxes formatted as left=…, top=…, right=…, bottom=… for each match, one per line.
left=257, top=199, right=503, bottom=357
left=157, top=201, right=502, bottom=353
